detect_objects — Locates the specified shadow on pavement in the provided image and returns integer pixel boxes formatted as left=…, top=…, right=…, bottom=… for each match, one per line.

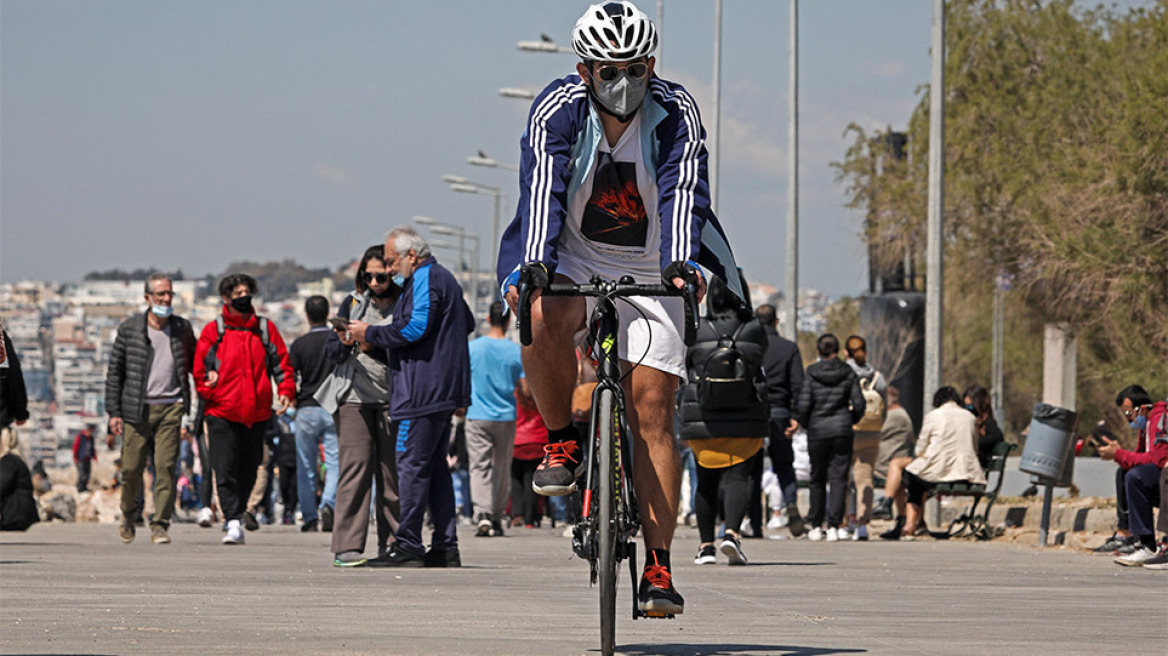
left=618, top=643, right=867, bottom=655
left=744, top=561, right=836, bottom=567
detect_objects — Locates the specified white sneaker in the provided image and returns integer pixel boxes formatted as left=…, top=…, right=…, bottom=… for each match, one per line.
left=808, top=527, right=825, bottom=542
left=1115, top=546, right=1157, bottom=566
left=835, top=527, right=850, bottom=540
left=767, top=513, right=784, bottom=530
left=825, top=527, right=840, bottom=542
left=853, top=525, right=869, bottom=541
left=222, top=519, right=245, bottom=545
left=197, top=507, right=214, bottom=528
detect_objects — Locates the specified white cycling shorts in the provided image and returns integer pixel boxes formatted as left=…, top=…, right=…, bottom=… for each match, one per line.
left=556, top=252, right=687, bottom=380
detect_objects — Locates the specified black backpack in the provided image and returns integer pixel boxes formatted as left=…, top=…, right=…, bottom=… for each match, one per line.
left=697, top=322, right=755, bottom=411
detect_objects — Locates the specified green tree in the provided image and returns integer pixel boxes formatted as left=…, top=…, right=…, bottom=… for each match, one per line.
left=834, top=0, right=1168, bottom=434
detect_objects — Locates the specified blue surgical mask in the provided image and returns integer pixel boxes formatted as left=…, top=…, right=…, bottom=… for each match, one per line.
left=1130, top=415, right=1147, bottom=431
left=284, top=407, right=296, bottom=420
left=392, top=273, right=407, bottom=287
left=151, top=305, right=174, bottom=318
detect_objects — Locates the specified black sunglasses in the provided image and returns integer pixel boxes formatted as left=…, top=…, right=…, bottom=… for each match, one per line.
left=362, top=272, right=390, bottom=285
left=596, top=62, right=648, bottom=82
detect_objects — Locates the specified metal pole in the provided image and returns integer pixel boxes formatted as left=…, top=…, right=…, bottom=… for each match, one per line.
left=710, top=0, right=722, bottom=212
left=992, top=274, right=1004, bottom=427
left=656, top=0, right=664, bottom=73
left=785, top=0, right=798, bottom=339
left=471, top=237, right=481, bottom=320
left=490, top=192, right=501, bottom=297
left=924, top=0, right=945, bottom=410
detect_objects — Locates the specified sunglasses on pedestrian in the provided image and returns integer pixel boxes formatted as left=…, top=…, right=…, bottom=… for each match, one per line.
left=362, top=272, right=390, bottom=285
left=595, top=61, right=648, bottom=82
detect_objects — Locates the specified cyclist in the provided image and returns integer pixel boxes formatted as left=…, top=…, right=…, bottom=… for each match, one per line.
left=498, top=1, right=741, bottom=616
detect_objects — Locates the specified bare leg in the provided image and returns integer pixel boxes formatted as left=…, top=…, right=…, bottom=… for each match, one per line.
left=885, top=456, right=912, bottom=518
left=905, top=502, right=922, bottom=536
left=520, top=275, right=586, bottom=431
left=624, top=363, right=681, bottom=552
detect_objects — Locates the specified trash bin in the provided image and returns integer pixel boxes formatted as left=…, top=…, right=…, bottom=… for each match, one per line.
left=1020, top=403, right=1078, bottom=486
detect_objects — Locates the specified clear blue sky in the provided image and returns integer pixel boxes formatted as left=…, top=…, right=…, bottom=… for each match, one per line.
left=0, top=1, right=1016, bottom=296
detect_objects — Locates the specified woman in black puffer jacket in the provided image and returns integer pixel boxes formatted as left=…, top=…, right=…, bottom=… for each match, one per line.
left=678, top=275, right=769, bottom=566
left=796, top=334, right=865, bottom=541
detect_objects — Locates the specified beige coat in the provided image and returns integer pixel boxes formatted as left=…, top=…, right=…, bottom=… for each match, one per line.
left=904, top=402, right=986, bottom=485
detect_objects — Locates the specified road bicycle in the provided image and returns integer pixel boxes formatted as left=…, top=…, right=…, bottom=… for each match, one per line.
left=518, top=270, right=698, bottom=656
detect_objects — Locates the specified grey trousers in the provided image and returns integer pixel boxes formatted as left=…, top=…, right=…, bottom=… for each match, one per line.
left=331, top=404, right=399, bottom=555
left=464, top=419, right=515, bottom=520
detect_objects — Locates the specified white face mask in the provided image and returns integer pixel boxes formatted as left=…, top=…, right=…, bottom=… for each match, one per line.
left=151, top=305, right=174, bottom=318
left=591, top=71, right=647, bottom=121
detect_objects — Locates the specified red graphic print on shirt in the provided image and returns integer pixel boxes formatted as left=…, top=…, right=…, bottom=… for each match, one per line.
left=581, top=153, right=648, bottom=248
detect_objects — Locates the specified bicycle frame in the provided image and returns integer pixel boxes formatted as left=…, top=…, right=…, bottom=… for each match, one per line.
left=517, top=273, right=699, bottom=654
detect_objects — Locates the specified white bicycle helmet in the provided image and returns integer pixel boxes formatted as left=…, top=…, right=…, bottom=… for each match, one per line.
left=572, top=1, right=658, bottom=62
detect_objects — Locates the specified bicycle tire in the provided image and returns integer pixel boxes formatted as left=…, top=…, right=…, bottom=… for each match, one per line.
left=597, top=387, right=618, bottom=656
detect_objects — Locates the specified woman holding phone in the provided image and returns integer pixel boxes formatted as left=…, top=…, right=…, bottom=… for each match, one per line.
left=320, top=244, right=401, bottom=567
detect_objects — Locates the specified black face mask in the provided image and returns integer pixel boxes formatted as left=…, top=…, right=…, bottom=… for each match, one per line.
left=229, top=295, right=254, bottom=314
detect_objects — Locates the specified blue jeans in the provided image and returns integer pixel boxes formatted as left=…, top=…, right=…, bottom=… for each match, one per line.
left=680, top=444, right=697, bottom=516
left=295, top=406, right=339, bottom=522
left=451, top=467, right=472, bottom=517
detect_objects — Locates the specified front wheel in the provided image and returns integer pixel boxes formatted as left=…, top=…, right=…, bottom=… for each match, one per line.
left=597, top=387, right=619, bottom=656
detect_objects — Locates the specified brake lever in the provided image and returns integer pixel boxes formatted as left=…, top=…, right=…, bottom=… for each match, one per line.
left=682, top=276, right=699, bottom=347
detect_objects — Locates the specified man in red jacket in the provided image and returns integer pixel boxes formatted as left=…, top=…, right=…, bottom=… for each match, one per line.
left=193, top=274, right=295, bottom=546
left=1097, top=385, right=1166, bottom=566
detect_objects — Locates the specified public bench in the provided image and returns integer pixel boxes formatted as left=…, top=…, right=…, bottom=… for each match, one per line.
left=933, top=440, right=1016, bottom=540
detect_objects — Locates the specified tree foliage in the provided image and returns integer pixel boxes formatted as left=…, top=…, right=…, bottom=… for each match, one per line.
left=217, top=259, right=333, bottom=299
left=834, top=0, right=1168, bottom=432
left=85, top=267, right=185, bottom=281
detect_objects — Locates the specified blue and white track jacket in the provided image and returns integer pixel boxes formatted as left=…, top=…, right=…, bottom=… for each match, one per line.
left=496, top=74, right=742, bottom=298
left=364, top=257, right=473, bottom=420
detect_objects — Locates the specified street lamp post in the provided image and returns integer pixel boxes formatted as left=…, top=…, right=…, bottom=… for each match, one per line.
left=443, top=176, right=505, bottom=288
left=411, top=216, right=483, bottom=317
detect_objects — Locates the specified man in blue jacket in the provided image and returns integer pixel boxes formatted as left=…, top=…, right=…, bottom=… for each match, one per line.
left=350, top=227, right=473, bottom=567
left=496, top=1, right=742, bottom=615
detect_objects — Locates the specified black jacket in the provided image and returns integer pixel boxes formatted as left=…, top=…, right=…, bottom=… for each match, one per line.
left=796, top=357, right=865, bottom=441
left=678, top=278, right=769, bottom=440
left=1, top=332, right=29, bottom=429
left=760, top=325, right=803, bottom=415
left=289, top=327, right=334, bottom=408
left=0, top=453, right=39, bottom=531
left=105, top=312, right=196, bottom=425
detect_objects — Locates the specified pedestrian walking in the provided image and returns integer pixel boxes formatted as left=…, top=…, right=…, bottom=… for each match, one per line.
left=193, top=273, right=296, bottom=546
left=466, top=302, right=525, bottom=537
left=104, top=273, right=197, bottom=544
left=796, top=334, right=865, bottom=542
left=289, top=295, right=340, bottom=532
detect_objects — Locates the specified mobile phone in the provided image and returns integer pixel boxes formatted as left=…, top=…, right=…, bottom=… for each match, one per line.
left=328, top=317, right=350, bottom=331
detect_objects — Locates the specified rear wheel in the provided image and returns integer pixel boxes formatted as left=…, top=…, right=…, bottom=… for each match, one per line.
left=597, top=388, right=618, bottom=656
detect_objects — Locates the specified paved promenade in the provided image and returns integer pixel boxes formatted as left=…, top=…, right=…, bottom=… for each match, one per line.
left=1, top=522, right=1164, bottom=655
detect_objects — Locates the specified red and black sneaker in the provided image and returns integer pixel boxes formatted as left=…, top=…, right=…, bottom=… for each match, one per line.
left=638, top=554, right=685, bottom=615
left=531, top=440, right=583, bottom=497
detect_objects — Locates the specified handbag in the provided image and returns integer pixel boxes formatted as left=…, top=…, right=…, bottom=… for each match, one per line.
left=312, top=293, right=372, bottom=414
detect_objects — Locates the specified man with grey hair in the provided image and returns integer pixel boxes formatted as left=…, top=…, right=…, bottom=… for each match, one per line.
left=105, top=273, right=196, bottom=544
left=350, top=226, right=474, bottom=567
